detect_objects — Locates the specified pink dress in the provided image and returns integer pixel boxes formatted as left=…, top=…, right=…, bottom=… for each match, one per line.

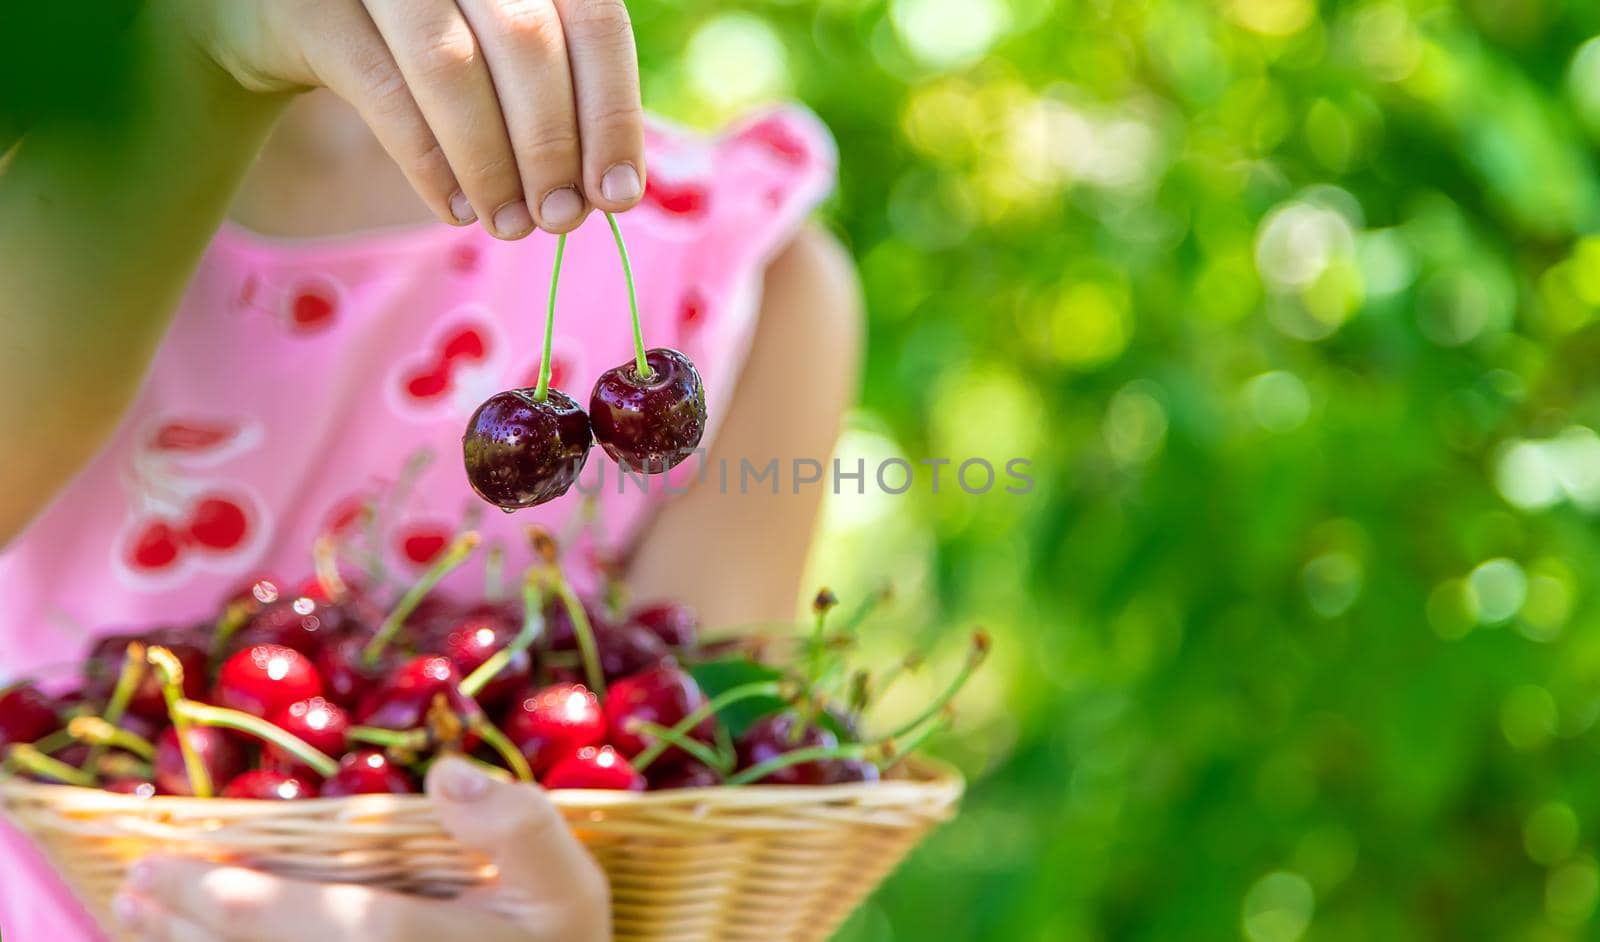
left=0, top=106, right=834, bottom=941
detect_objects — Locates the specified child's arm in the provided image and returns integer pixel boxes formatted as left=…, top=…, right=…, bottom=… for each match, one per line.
left=0, top=0, right=646, bottom=544
left=0, top=13, right=286, bottom=544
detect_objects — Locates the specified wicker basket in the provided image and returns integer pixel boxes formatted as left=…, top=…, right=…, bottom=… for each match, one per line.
left=0, top=760, right=960, bottom=942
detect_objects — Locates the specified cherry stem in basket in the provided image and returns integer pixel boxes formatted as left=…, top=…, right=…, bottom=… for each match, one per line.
left=604, top=212, right=650, bottom=379
left=877, top=713, right=950, bottom=775
left=68, top=716, right=156, bottom=761
left=881, top=631, right=988, bottom=743
left=210, top=600, right=254, bottom=663
left=363, top=531, right=482, bottom=666
left=630, top=680, right=784, bottom=773
left=460, top=577, right=545, bottom=698
left=313, top=534, right=349, bottom=601
left=724, top=741, right=870, bottom=787
left=470, top=715, right=534, bottom=783
left=173, top=700, right=340, bottom=779
left=631, top=722, right=730, bottom=774
left=6, top=744, right=96, bottom=787
left=83, top=641, right=147, bottom=772
left=535, top=233, right=567, bottom=401
left=529, top=527, right=605, bottom=698
left=797, top=589, right=839, bottom=742
left=148, top=646, right=212, bottom=797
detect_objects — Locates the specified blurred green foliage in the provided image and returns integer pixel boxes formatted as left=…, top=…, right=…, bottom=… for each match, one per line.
left=637, top=0, right=1600, bottom=939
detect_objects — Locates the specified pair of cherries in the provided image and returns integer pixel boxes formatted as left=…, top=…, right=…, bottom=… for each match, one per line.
left=463, top=215, right=706, bottom=511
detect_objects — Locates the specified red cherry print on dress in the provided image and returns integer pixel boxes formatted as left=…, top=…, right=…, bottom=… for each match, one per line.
left=128, top=521, right=183, bottom=571
left=449, top=241, right=482, bottom=274
left=400, top=323, right=492, bottom=404
left=150, top=420, right=239, bottom=454
left=678, top=290, right=707, bottom=331
left=238, top=273, right=260, bottom=310
left=322, top=496, right=370, bottom=537
left=397, top=522, right=452, bottom=567
left=186, top=495, right=249, bottom=551
left=288, top=281, right=339, bottom=331
left=740, top=116, right=809, bottom=166
left=643, top=178, right=711, bottom=217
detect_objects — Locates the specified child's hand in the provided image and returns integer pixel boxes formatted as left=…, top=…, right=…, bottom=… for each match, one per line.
left=178, top=0, right=645, bottom=237
left=110, top=758, right=610, bottom=940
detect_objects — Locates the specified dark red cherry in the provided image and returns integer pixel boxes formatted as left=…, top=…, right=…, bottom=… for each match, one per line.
left=319, top=750, right=417, bottom=796
left=735, top=713, right=837, bottom=786
left=356, top=655, right=481, bottom=731
left=214, top=644, right=324, bottom=718
left=826, top=758, right=881, bottom=785
left=646, top=759, right=722, bottom=790
left=84, top=633, right=206, bottom=720
left=602, top=663, right=717, bottom=760
left=502, top=683, right=605, bottom=776
left=436, top=610, right=532, bottom=709
left=0, top=685, right=61, bottom=748
left=540, top=595, right=612, bottom=651
left=221, top=770, right=318, bottom=800
left=316, top=636, right=397, bottom=710
left=595, top=621, right=672, bottom=682
left=232, top=595, right=350, bottom=656
left=588, top=348, right=706, bottom=472
left=462, top=388, right=592, bottom=510
left=153, top=726, right=245, bottom=796
left=262, top=698, right=349, bottom=777
left=542, top=745, right=646, bottom=791
left=628, top=602, right=700, bottom=649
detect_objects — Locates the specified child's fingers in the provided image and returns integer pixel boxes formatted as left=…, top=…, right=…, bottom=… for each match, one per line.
left=362, top=0, right=531, bottom=240
left=456, top=0, right=588, bottom=234
left=425, top=758, right=611, bottom=941
left=293, top=2, right=465, bottom=227
left=552, top=0, right=645, bottom=213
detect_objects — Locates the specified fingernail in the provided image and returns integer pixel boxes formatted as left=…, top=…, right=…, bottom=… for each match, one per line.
left=492, top=200, right=534, bottom=239
left=449, top=190, right=476, bottom=225
left=540, top=187, right=584, bottom=229
left=112, top=892, right=143, bottom=929
left=601, top=164, right=641, bottom=204
left=128, top=859, right=155, bottom=891
left=441, top=759, right=491, bottom=803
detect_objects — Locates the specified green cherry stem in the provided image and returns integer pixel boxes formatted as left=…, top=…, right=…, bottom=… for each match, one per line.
left=484, top=542, right=506, bottom=602
left=470, top=715, right=534, bottom=783
left=604, top=212, right=650, bottom=379
left=882, top=631, right=989, bottom=742
left=84, top=641, right=147, bottom=772
left=148, top=646, right=210, bottom=797
left=68, top=716, right=156, bottom=762
left=535, top=233, right=568, bottom=401
left=725, top=742, right=870, bottom=787
left=631, top=722, right=729, bottom=774
left=173, top=700, right=339, bottom=779
left=313, top=534, right=349, bottom=602
left=461, top=577, right=545, bottom=698
left=878, top=714, right=950, bottom=775
left=631, top=680, right=784, bottom=773
left=347, top=726, right=427, bottom=750
left=6, top=744, right=97, bottom=787
left=363, top=531, right=482, bottom=666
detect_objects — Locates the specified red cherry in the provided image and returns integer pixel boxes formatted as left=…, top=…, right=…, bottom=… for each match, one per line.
left=215, top=644, right=324, bottom=717
left=826, top=758, right=881, bottom=785
left=436, top=610, right=532, bottom=709
left=627, top=602, right=700, bottom=649
left=502, top=683, right=605, bottom=776
left=735, top=712, right=836, bottom=786
left=602, top=663, right=717, bottom=760
left=588, top=348, right=707, bottom=472
left=319, top=750, right=417, bottom=796
left=646, top=759, right=722, bottom=790
left=129, top=520, right=184, bottom=570
left=356, top=655, right=482, bottom=733
left=221, top=770, right=318, bottom=800
left=542, top=745, right=645, bottom=791
left=187, top=497, right=248, bottom=550
left=154, top=727, right=245, bottom=796
left=0, top=685, right=61, bottom=748
left=83, top=633, right=206, bottom=721
left=595, top=621, right=672, bottom=682
left=316, top=636, right=398, bottom=710
left=262, top=698, right=349, bottom=778
left=461, top=388, right=593, bottom=510
left=232, top=596, right=339, bottom=657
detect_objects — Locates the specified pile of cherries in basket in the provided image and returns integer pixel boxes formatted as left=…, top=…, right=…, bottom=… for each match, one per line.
left=0, top=532, right=984, bottom=800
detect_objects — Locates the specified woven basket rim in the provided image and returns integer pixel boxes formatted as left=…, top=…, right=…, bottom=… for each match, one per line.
left=0, top=757, right=962, bottom=815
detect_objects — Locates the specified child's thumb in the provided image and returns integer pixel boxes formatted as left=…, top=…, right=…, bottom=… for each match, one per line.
left=426, top=757, right=608, bottom=915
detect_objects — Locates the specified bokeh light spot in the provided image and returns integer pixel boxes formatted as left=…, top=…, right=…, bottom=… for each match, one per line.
left=1242, top=871, right=1315, bottom=942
